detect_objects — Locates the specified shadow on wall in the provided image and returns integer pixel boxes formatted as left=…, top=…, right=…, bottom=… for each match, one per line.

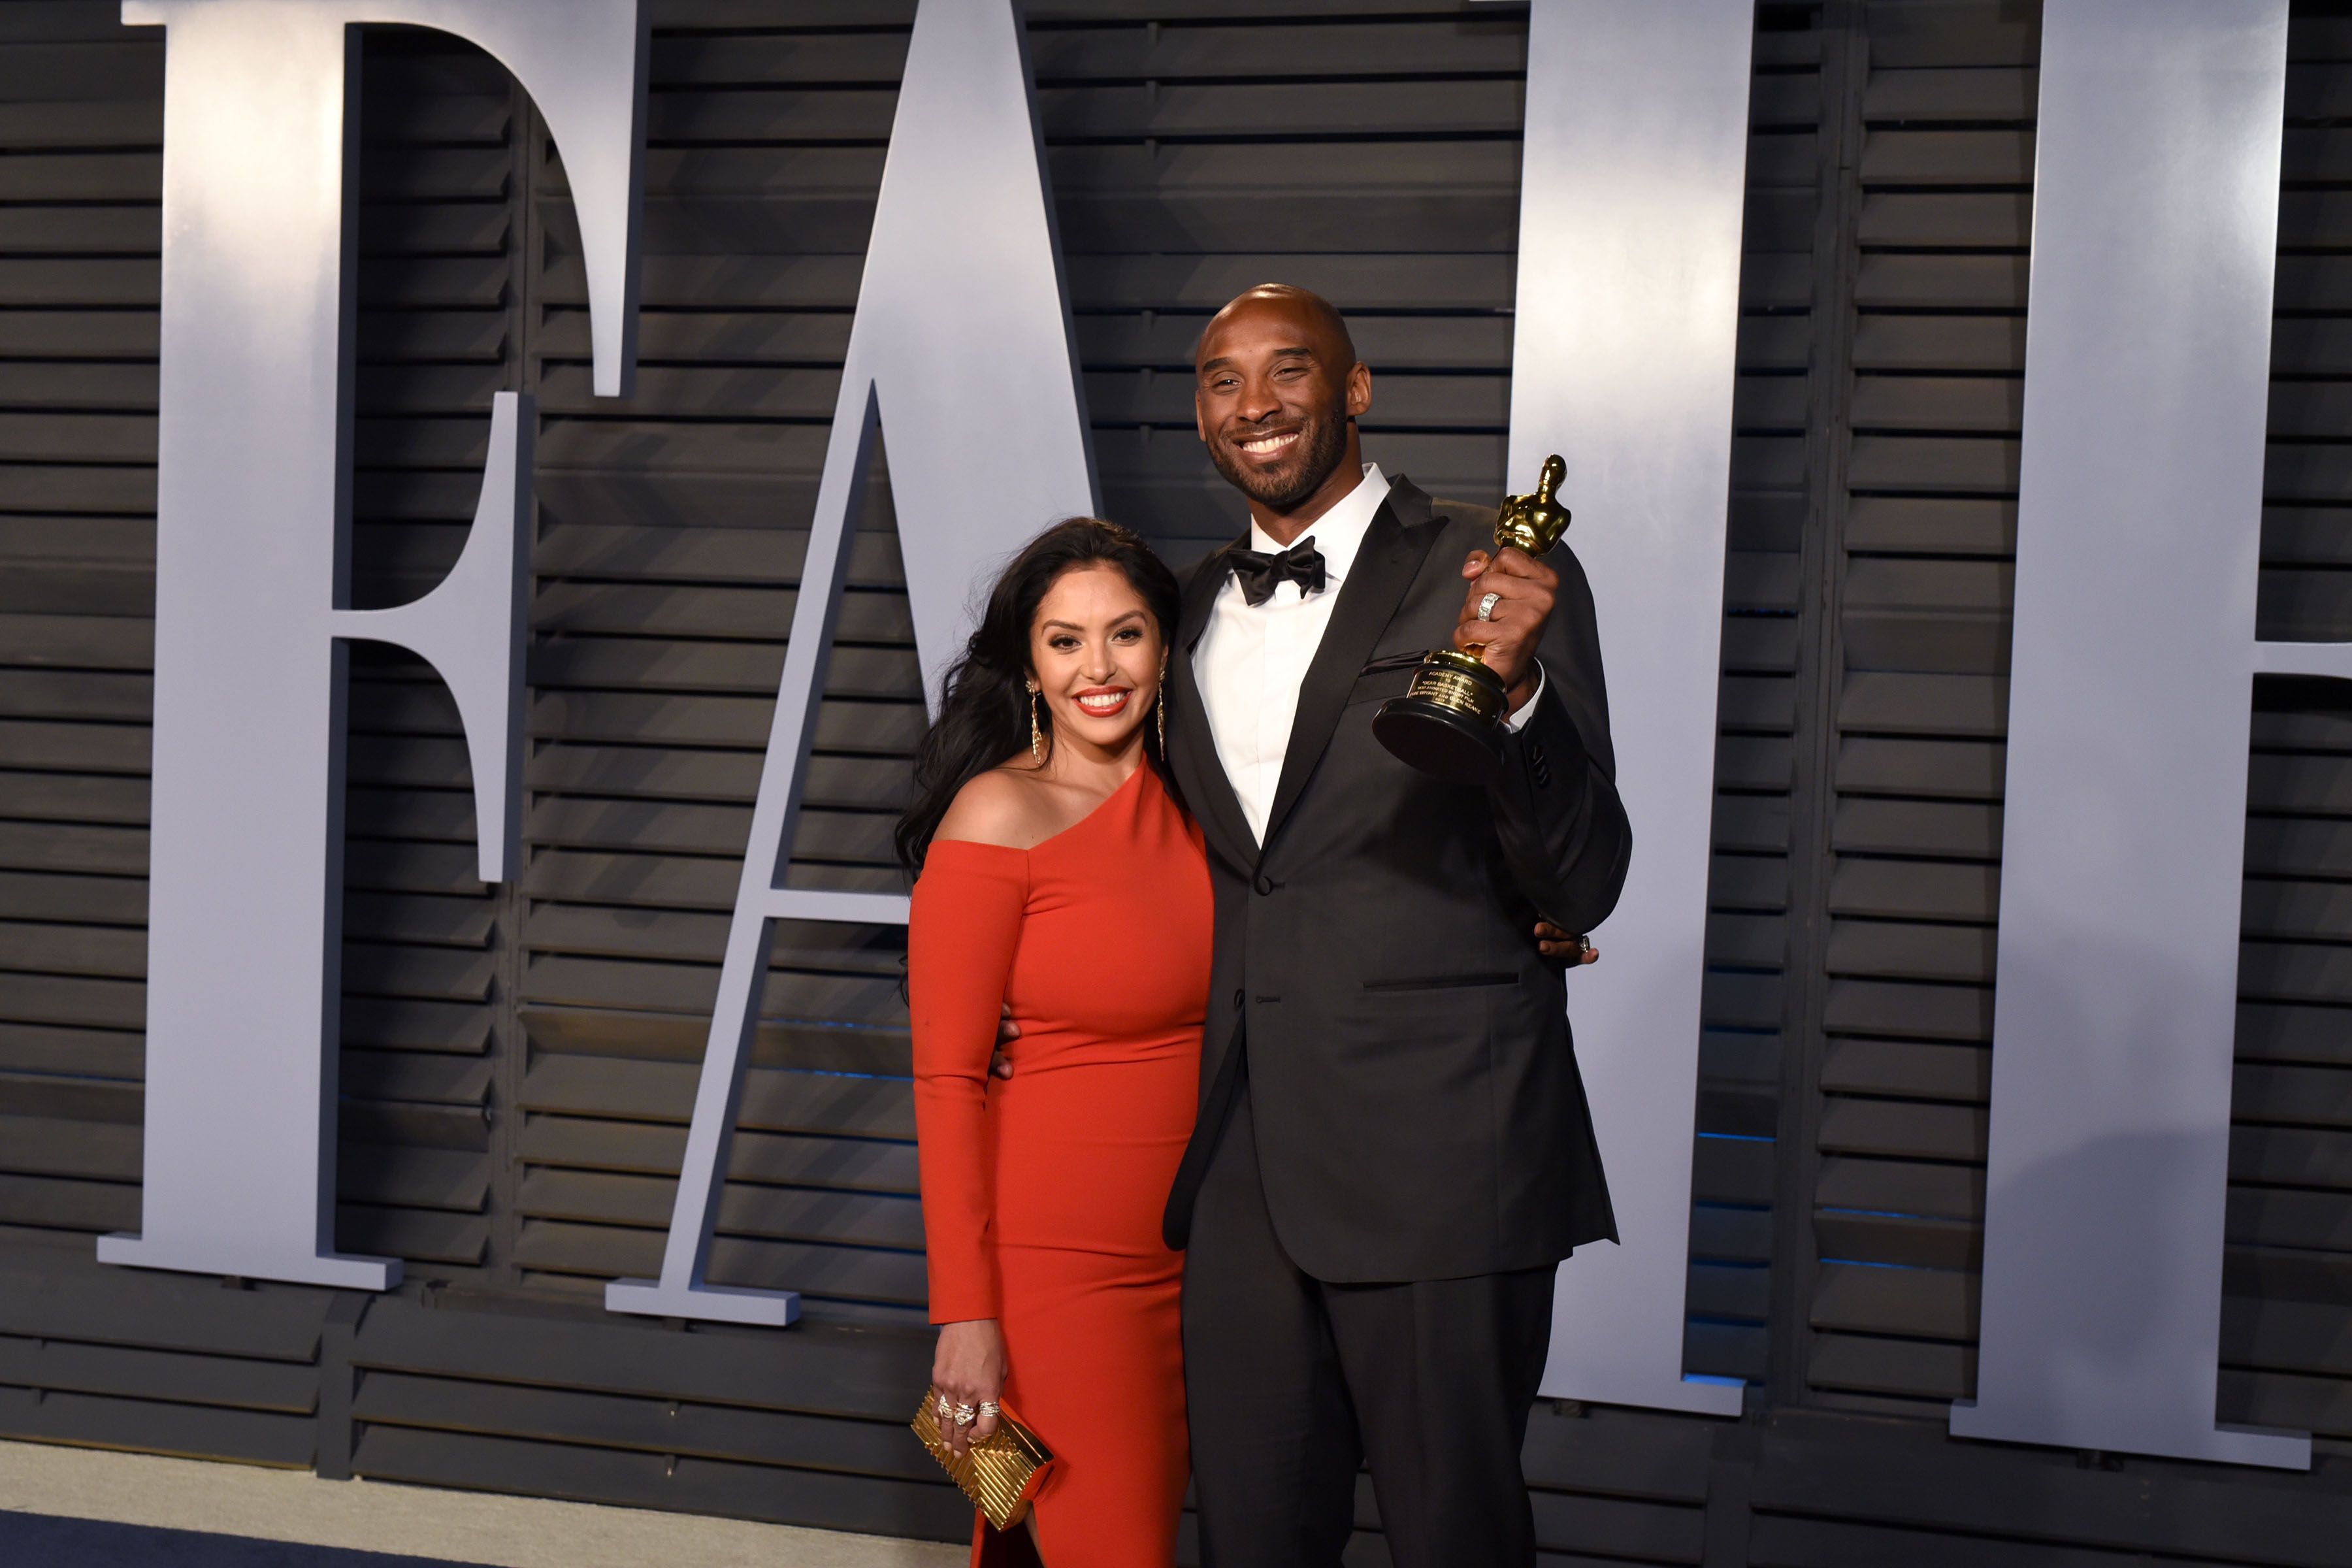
left=1961, top=951, right=2236, bottom=1439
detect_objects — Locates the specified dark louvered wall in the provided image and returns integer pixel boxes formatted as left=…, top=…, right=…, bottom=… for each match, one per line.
left=8, top=2, right=2352, bottom=1563
left=1700, top=4, right=1833, bottom=1393
left=0, top=5, right=159, bottom=1272
left=2231, top=5, right=2352, bottom=1448
left=1793, top=0, right=2039, bottom=1422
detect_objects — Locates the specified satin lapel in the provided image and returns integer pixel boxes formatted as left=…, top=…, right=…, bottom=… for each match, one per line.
left=1260, top=483, right=1444, bottom=849
left=1171, top=539, right=1257, bottom=874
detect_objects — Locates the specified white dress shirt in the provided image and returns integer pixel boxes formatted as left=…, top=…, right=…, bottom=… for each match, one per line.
left=1195, top=465, right=1392, bottom=843
left=1194, top=464, right=1542, bottom=844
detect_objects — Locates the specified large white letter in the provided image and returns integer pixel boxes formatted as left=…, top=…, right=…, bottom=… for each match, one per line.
left=1951, top=0, right=2311, bottom=1469
left=606, top=0, right=1096, bottom=1326
left=103, top=0, right=644, bottom=1290
left=1496, top=0, right=1754, bottom=1417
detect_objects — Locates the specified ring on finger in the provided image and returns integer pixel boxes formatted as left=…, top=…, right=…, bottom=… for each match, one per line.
left=978, top=1401, right=1000, bottom=1417
left=952, top=1404, right=977, bottom=1426
left=1476, top=590, right=1502, bottom=621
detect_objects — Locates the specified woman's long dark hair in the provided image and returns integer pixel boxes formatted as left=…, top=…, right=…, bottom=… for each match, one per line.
left=895, top=517, right=1183, bottom=874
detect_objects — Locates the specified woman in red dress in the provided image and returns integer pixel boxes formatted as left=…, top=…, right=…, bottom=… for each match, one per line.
left=899, top=519, right=1207, bottom=1565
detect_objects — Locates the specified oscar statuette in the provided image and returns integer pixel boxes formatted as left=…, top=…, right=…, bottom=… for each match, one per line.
left=1371, top=453, right=1573, bottom=785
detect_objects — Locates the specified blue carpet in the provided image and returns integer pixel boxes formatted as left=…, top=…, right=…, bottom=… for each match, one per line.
left=0, top=1512, right=485, bottom=1567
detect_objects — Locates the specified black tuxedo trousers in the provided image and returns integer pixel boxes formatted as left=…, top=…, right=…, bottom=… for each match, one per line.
left=1184, top=1070, right=1558, bottom=1566
left=1164, top=480, right=1632, bottom=1565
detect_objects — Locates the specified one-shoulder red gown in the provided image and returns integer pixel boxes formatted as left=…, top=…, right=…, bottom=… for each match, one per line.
left=909, top=765, right=1211, bottom=1566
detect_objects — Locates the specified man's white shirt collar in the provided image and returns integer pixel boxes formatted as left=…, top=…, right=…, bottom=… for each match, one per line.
left=1246, top=462, right=1389, bottom=586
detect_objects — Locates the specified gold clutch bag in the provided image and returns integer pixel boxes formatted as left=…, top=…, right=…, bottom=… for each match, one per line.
left=911, top=1390, right=1056, bottom=1531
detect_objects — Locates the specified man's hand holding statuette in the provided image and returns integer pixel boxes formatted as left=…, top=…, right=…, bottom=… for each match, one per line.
left=1457, top=546, right=1560, bottom=713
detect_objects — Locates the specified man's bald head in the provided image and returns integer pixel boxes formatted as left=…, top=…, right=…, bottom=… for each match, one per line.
left=1196, top=284, right=1357, bottom=372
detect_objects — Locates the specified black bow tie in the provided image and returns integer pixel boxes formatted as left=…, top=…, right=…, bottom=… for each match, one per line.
left=1229, top=536, right=1328, bottom=608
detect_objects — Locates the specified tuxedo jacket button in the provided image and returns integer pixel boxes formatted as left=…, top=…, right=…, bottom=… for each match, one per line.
left=1233, top=988, right=1245, bottom=1009
left=1252, top=874, right=1275, bottom=896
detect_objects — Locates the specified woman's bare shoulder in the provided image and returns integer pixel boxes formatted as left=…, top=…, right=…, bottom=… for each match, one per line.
left=934, top=762, right=1056, bottom=851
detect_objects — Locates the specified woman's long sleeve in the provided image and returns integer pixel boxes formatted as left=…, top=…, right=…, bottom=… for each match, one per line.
left=907, top=843, right=1028, bottom=1324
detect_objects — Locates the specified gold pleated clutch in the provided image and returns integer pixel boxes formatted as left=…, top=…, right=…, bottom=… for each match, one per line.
left=911, top=1390, right=1056, bottom=1531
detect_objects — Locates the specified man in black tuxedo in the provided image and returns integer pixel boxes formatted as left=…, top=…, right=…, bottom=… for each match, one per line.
left=1162, top=285, right=1631, bottom=1566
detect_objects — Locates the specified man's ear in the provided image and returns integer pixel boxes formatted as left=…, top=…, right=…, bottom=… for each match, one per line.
left=1195, top=393, right=1210, bottom=443
left=1346, top=361, right=1373, bottom=418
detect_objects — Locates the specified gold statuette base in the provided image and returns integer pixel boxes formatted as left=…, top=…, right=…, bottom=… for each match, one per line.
left=911, top=1391, right=1056, bottom=1532
left=1372, top=648, right=1511, bottom=786
left=1374, top=453, right=1568, bottom=785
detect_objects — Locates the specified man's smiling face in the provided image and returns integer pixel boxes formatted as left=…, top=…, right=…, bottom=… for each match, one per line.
left=1194, top=287, right=1371, bottom=515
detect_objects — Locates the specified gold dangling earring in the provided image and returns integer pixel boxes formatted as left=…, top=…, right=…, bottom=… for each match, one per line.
left=1156, top=654, right=1168, bottom=755
left=1026, top=681, right=1044, bottom=764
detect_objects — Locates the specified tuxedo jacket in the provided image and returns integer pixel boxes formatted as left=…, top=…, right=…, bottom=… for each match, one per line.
left=1160, top=476, right=1633, bottom=1284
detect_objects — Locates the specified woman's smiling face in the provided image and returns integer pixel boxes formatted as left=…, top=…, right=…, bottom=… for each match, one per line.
left=1028, top=563, right=1163, bottom=757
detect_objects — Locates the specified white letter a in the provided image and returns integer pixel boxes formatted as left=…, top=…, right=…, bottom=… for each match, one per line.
left=608, top=0, right=1096, bottom=1325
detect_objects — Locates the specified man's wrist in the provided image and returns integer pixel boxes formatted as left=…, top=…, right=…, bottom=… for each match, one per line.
left=1503, top=661, right=1546, bottom=730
